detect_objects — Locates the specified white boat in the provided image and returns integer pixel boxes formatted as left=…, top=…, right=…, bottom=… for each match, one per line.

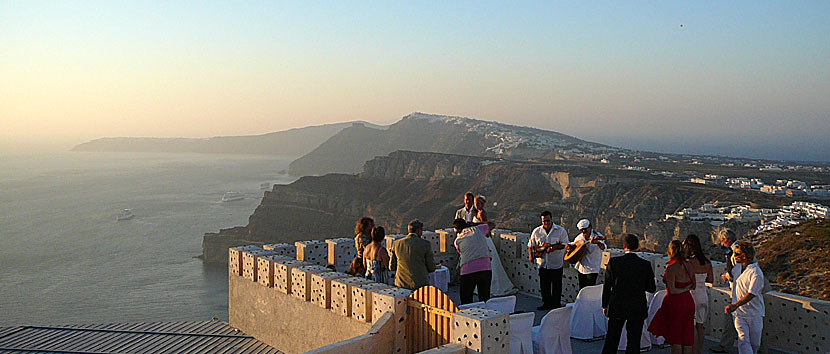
left=116, top=209, right=135, bottom=221
left=221, top=192, right=244, bottom=202
left=260, top=182, right=271, bottom=190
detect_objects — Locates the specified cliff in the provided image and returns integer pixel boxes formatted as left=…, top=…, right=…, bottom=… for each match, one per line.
left=72, top=121, right=383, bottom=156
left=204, top=150, right=782, bottom=263
left=288, top=112, right=619, bottom=175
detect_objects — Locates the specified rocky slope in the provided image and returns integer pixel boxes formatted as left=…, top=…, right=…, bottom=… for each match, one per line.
left=72, top=121, right=383, bottom=156
left=203, top=150, right=782, bottom=262
left=753, top=219, right=830, bottom=301
left=288, top=112, right=621, bottom=175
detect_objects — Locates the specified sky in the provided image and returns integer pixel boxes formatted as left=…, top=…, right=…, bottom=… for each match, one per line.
left=1, top=1, right=828, bottom=161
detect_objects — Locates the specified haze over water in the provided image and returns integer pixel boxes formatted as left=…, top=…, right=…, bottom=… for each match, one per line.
left=0, top=151, right=293, bottom=325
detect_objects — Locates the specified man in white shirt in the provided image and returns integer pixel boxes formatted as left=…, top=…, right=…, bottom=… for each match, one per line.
left=725, top=241, right=765, bottom=354
left=570, top=218, right=606, bottom=289
left=527, top=210, right=569, bottom=310
left=455, top=192, right=477, bottom=223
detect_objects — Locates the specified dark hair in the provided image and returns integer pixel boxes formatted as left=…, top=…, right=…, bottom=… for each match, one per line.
left=733, top=241, right=756, bottom=262
left=408, top=219, right=424, bottom=233
left=623, top=234, right=639, bottom=250
left=371, top=226, right=385, bottom=243
left=540, top=210, right=552, bottom=218
left=453, top=218, right=468, bottom=231
left=464, top=192, right=475, bottom=199
left=355, top=217, right=374, bottom=236
left=684, top=234, right=709, bottom=265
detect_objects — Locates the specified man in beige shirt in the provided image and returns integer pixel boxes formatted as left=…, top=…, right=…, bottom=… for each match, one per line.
left=390, top=219, right=436, bottom=290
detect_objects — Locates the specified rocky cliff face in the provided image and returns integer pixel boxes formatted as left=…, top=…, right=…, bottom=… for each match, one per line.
left=204, top=150, right=780, bottom=262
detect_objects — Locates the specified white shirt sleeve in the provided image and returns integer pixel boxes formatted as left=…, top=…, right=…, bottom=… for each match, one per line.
left=527, top=229, right=537, bottom=248
left=747, top=267, right=764, bottom=297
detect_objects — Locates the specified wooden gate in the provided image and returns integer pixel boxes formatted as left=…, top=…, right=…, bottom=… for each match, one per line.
left=405, top=286, right=459, bottom=354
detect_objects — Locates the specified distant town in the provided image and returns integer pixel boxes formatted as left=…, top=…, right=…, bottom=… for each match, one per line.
left=664, top=201, right=828, bottom=235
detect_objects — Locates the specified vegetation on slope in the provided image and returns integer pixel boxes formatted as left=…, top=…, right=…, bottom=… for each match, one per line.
left=753, top=219, right=830, bottom=301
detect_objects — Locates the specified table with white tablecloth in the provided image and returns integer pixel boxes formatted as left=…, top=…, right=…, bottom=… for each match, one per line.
left=429, top=266, right=450, bottom=292
left=389, top=265, right=450, bottom=291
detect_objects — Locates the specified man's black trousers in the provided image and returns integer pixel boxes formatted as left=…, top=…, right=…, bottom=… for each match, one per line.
left=538, top=267, right=563, bottom=308
left=602, top=316, right=645, bottom=354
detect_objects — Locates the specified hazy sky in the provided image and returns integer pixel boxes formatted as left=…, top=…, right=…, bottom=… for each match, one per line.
left=1, top=1, right=828, bottom=160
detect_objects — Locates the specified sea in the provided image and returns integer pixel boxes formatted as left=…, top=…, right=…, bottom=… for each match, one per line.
left=0, top=151, right=295, bottom=326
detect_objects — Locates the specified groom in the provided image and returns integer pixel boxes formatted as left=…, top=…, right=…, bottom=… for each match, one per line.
left=601, top=234, right=656, bottom=354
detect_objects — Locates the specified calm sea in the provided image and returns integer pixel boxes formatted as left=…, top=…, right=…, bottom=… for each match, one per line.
left=0, top=151, right=295, bottom=326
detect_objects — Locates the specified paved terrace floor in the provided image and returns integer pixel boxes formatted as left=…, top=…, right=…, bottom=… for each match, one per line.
left=442, top=285, right=784, bottom=354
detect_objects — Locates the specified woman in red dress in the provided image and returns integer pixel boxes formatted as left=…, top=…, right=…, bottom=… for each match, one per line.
left=648, top=240, right=696, bottom=354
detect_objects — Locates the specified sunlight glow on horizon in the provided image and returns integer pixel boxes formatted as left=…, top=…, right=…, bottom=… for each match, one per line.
left=1, top=1, right=828, bottom=160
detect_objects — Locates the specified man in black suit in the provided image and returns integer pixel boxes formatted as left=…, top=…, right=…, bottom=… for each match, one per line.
left=601, top=234, right=656, bottom=354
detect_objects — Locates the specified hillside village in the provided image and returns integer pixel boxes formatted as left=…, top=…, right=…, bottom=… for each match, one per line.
left=664, top=201, right=829, bottom=236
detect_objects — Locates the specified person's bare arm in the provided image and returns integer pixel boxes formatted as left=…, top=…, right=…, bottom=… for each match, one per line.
left=725, top=293, right=756, bottom=314
left=706, top=262, right=714, bottom=284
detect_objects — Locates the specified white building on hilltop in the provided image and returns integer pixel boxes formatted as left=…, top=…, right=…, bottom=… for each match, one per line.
left=755, top=201, right=828, bottom=235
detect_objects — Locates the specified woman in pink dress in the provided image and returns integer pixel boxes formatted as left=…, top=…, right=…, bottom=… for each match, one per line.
left=648, top=240, right=696, bottom=354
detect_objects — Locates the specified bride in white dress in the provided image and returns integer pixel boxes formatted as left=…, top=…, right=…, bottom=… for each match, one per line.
left=472, top=195, right=517, bottom=297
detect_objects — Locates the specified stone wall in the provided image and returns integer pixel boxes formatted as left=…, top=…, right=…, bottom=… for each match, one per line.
left=228, top=237, right=506, bottom=354
left=228, top=229, right=830, bottom=354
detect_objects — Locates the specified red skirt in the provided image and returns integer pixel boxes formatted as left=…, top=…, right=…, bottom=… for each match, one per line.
left=648, top=291, right=695, bottom=346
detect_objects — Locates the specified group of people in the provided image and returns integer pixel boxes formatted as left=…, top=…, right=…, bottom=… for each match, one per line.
left=527, top=210, right=607, bottom=310
left=351, top=194, right=767, bottom=354
left=352, top=216, right=437, bottom=290
left=602, top=230, right=767, bottom=354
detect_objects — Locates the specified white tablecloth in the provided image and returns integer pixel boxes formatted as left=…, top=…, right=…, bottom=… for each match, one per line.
left=429, top=266, right=450, bottom=292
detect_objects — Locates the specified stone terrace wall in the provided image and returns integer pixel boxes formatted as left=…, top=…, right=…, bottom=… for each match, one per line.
left=229, top=228, right=830, bottom=354
left=228, top=236, right=507, bottom=354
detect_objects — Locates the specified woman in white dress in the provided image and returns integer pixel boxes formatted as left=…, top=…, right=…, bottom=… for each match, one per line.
left=684, top=234, right=714, bottom=354
left=471, top=195, right=517, bottom=297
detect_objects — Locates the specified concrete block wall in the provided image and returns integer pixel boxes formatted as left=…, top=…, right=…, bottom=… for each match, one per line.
left=274, top=259, right=312, bottom=294
left=291, top=265, right=333, bottom=301
left=451, top=308, right=509, bottom=353
left=263, top=243, right=296, bottom=258
left=243, top=249, right=281, bottom=281
left=229, top=245, right=258, bottom=276
left=372, top=287, right=412, bottom=353
left=497, top=233, right=527, bottom=260
left=351, top=282, right=393, bottom=322
left=230, top=230, right=830, bottom=354
left=257, top=254, right=292, bottom=287
left=326, top=238, right=356, bottom=267
left=434, top=229, right=456, bottom=253
left=295, top=240, right=327, bottom=265
left=421, top=231, right=441, bottom=255
left=331, top=277, right=375, bottom=317
left=312, top=271, right=350, bottom=309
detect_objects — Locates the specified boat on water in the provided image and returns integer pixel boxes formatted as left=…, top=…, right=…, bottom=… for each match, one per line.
left=260, top=182, right=270, bottom=190
left=221, top=191, right=244, bottom=202
left=116, top=209, right=135, bottom=221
